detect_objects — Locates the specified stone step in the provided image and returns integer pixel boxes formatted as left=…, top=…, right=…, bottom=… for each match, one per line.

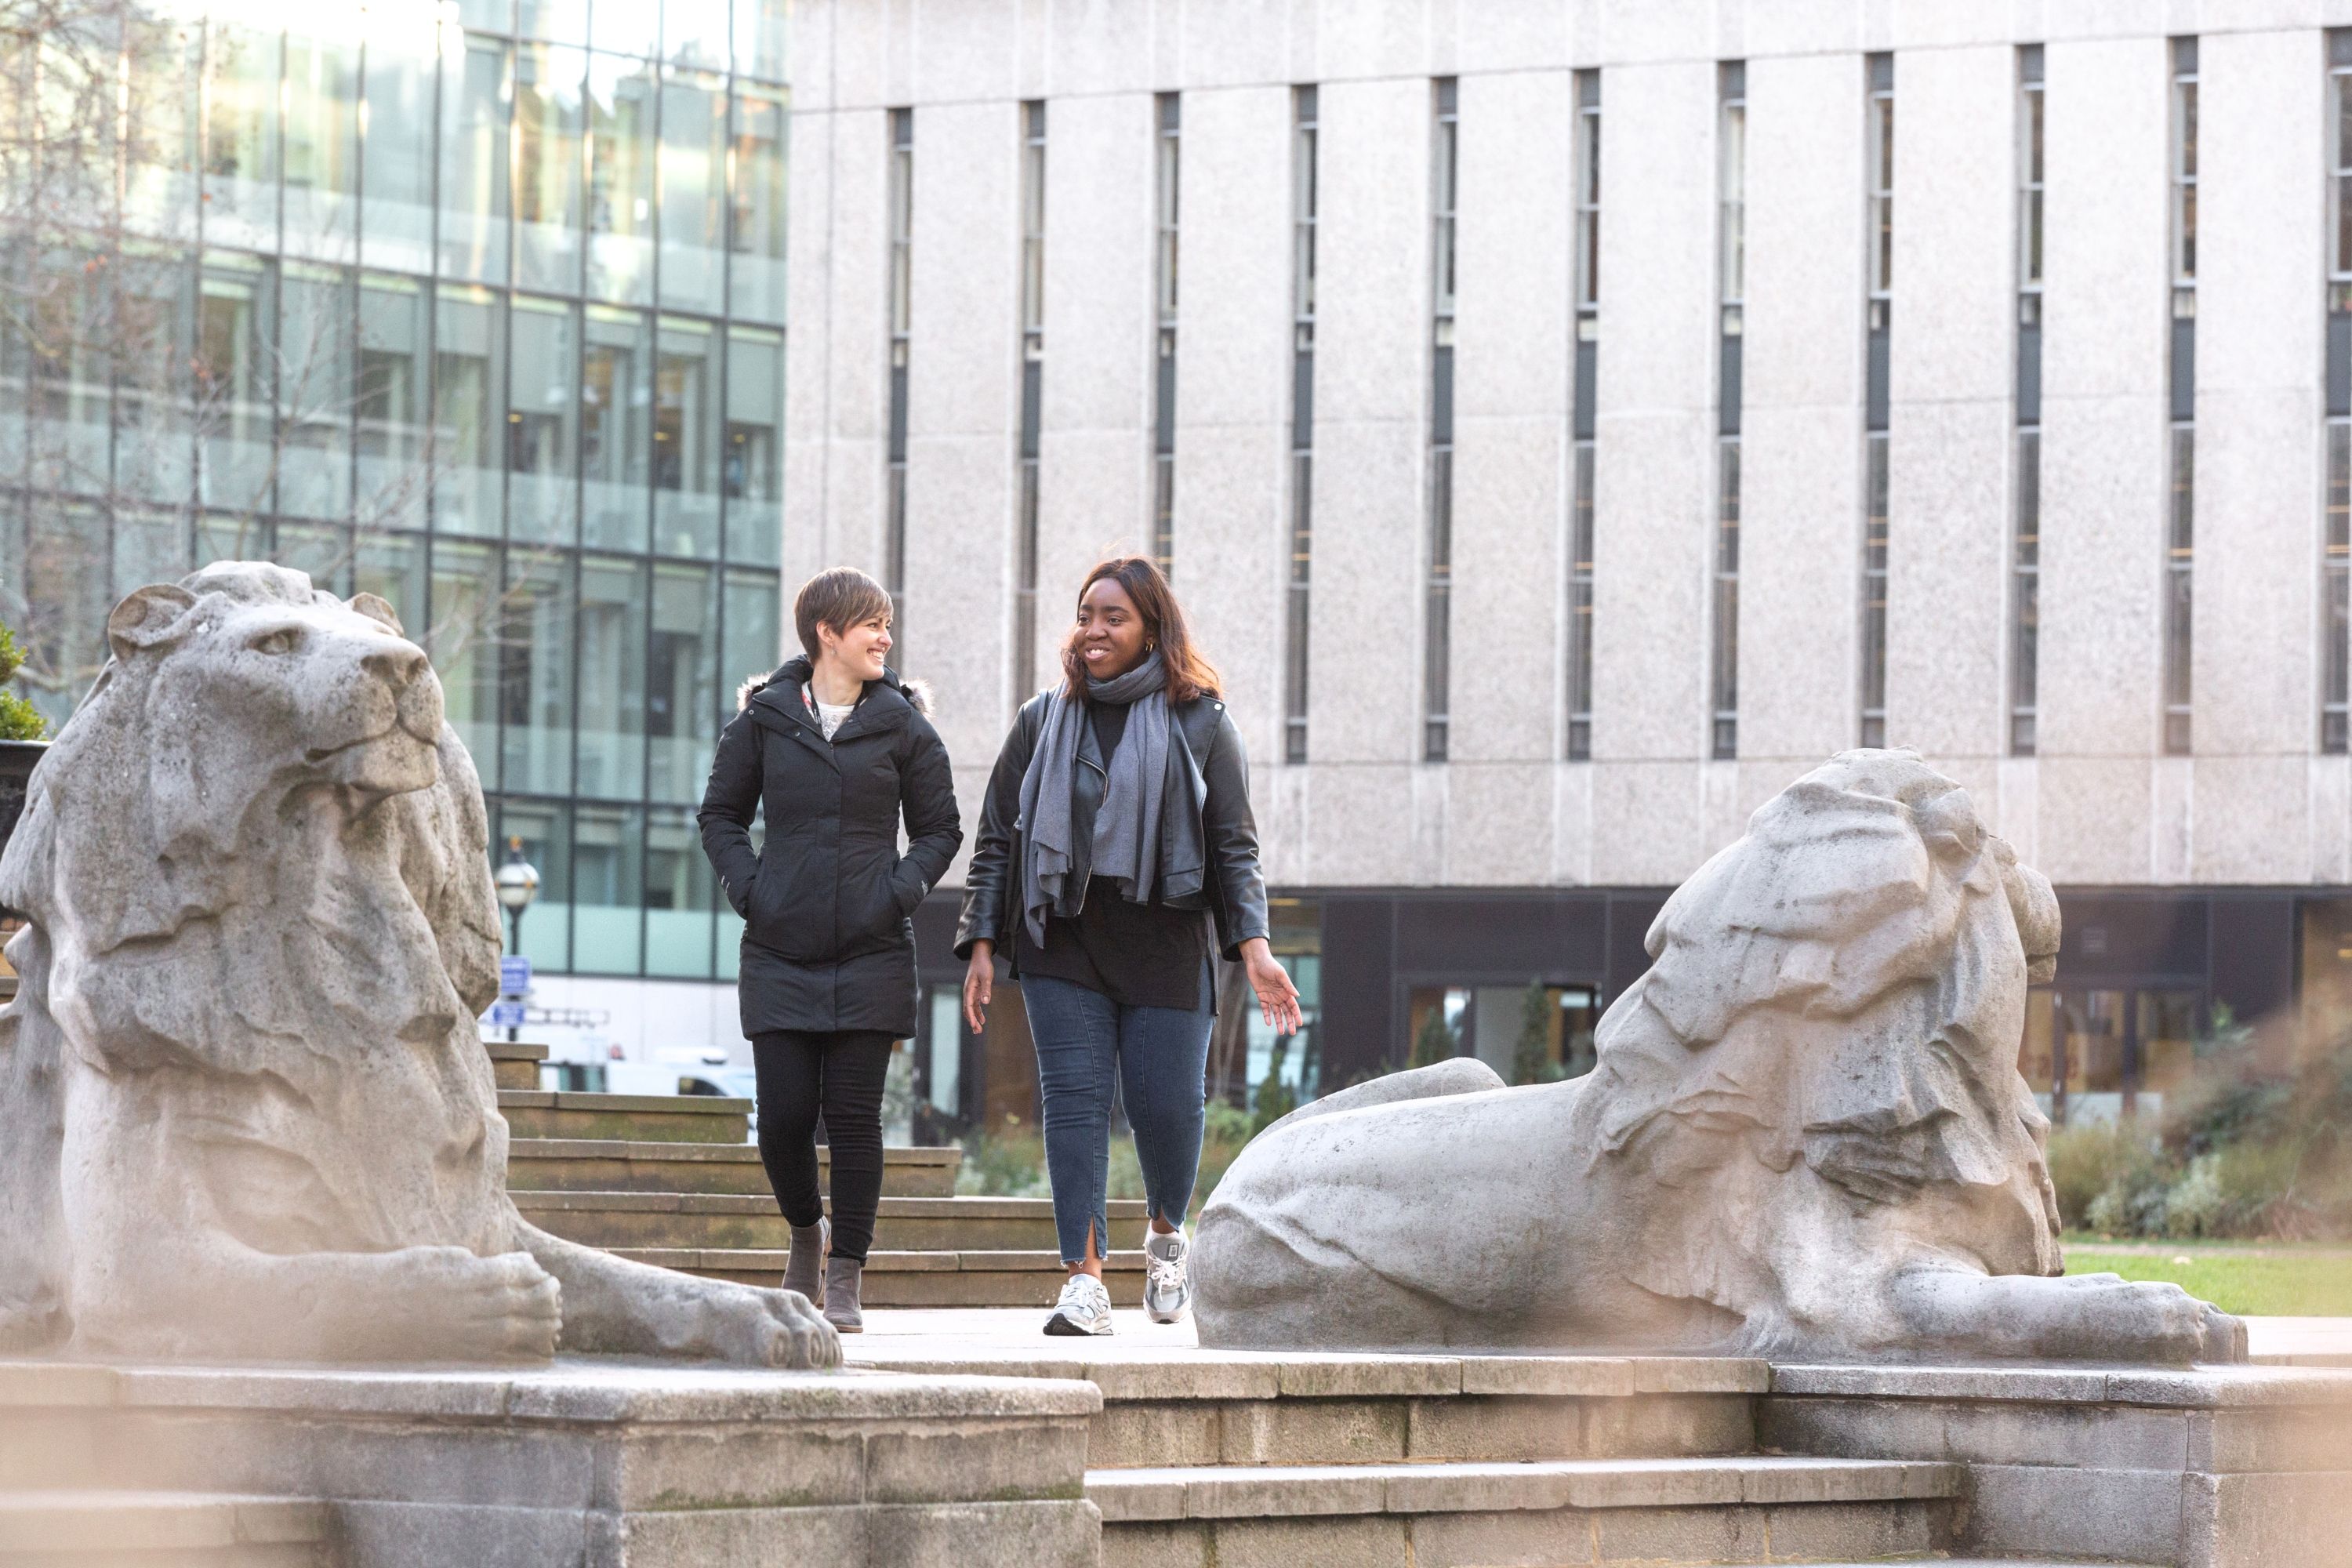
left=507, top=1137, right=963, bottom=1196
left=1092, top=1455, right=1965, bottom=1567
left=516, top=1189, right=1145, bottom=1253
left=484, top=1039, right=549, bottom=1091
left=851, top=1346, right=1772, bottom=1468
left=620, top=1246, right=1150, bottom=1308
left=496, top=1089, right=749, bottom=1144
left=0, top=1491, right=329, bottom=1564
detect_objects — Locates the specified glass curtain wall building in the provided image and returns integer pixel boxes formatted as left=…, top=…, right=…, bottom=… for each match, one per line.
left=0, top=0, right=789, bottom=989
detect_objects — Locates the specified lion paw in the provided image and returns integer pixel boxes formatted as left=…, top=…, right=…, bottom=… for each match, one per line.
left=706, top=1287, right=841, bottom=1370
left=380, top=1247, right=563, bottom=1363
left=2064, top=1273, right=2244, bottom=1365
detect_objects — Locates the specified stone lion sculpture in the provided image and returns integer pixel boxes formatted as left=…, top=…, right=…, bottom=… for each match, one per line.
left=0, top=562, right=835, bottom=1368
left=1196, top=750, right=2247, bottom=1366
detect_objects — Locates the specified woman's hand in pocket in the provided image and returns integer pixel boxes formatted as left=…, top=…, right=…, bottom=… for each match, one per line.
left=963, top=942, right=996, bottom=1034
left=1241, top=937, right=1302, bottom=1036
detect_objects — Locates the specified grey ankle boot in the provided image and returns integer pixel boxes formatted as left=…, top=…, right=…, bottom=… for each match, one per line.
left=784, top=1215, right=829, bottom=1307
left=822, top=1255, right=863, bottom=1333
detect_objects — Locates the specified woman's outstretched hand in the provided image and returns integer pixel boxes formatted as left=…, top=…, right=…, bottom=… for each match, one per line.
left=1240, top=937, right=1302, bottom=1035
left=963, top=942, right=996, bottom=1034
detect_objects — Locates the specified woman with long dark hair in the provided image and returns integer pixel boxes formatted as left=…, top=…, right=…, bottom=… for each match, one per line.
left=958, top=557, right=1300, bottom=1336
left=699, top=567, right=962, bottom=1334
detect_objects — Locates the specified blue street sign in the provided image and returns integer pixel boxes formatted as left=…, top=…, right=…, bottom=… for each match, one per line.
left=499, top=956, right=532, bottom=996
left=488, top=1000, right=528, bottom=1029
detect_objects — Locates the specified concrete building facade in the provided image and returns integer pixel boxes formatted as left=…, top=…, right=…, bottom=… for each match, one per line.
left=789, top=1, right=2352, bottom=1123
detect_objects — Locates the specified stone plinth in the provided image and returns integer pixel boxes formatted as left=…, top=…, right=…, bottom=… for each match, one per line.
left=0, top=1358, right=1101, bottom=1567
left=1764, top=1361, right=2352, bottom=1568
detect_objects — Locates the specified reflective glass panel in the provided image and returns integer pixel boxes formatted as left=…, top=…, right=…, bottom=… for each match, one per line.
left=649, top=561, right=716, bottom=802
left=125, top=25, right=200, bottom=238
left=586, top=53, right=657, bottom=305
left=730, top=84, right=789, bottom=323
left=434, top=285, right=505, bottom=538
left=576, top=554, right=647, bottom=798
left=646, top=804, right=715, bottom=977
left=283, top=31, right=361, bottom=260
left=517, top=0, right=589, bottom=45
left=439, top=34, right=512, bottom=285
left=112, top=248, right=198, bottom=507
left=353, top=528, right=427, bottom=633
left=495, top=797, right=573, bottom=972
left=278, top=263, right=354, bottom=521
left=429, top=539, right=501, bottom=773
left=572, top=803, right=644, bottom=973
left=516, top=43, right=586, bottom=295
left=193, top=254, right=272, bottom=514
left=590, top=0, right=661, bottom=57
left=202, top=24, right=280, bottom=252
left=723, top=568, right=782, bottom=728
left=357, top=274, right=431, bottom=533
left=500, top=548, right=575, bottom=795
left=666, top=0, right=729, bottom=71
left=655, top=317, right=720, bottom=557
left=583, top=306, right=653, bottom=550
left=660, top=68, right=730, bottom=310
left=735, top=0, right=787, bottom=82
left=508, top=295, right=580, bottom=544
left=724, top=325, right=782, bottom=564
left=360, top=17, right=438, bottom=275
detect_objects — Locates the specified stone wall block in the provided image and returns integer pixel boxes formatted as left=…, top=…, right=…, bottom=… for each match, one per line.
left=860, top=1416, right=1091, bottom=1504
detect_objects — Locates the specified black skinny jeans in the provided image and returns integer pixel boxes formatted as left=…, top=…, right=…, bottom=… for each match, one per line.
left=751, top=1029, right=895, bottom=1262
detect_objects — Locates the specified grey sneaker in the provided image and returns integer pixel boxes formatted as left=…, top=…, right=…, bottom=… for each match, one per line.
left=1044, top=1272, right=1115, bottom=1337
left=1143, top=1228, right=1192, bottom=1325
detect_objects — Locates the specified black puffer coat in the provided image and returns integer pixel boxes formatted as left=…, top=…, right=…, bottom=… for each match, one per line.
left=698, top=658, right=962, bottom=1038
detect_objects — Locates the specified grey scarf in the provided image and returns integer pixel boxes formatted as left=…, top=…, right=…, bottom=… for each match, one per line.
left=1018, top=652, right=1174, bottom=945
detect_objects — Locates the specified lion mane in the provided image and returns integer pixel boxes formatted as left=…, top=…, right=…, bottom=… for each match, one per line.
left=1563, top=749, right=2065, bottom=1353
left=0, top=562, right=505, bottom=1349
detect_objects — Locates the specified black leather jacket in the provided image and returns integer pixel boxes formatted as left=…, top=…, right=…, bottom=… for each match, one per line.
left=954, top=689, right=1271, bottom=964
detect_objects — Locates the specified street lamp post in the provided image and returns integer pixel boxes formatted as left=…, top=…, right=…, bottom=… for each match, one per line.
left=494, top=836, right=539, bottom=1044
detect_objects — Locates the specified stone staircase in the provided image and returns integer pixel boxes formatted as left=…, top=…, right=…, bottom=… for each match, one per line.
left=864, top=1345, right=1996, bottom=1567
left=491, top=1048, right=1149, bottom=1308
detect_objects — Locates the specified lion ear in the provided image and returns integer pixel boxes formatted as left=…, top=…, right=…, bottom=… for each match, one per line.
left=105, top=583, right=198, bottom=662
left=347, top=592, right=405, bottom=637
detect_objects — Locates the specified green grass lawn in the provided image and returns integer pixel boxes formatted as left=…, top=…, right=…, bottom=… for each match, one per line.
left=2063, top=1242, right=2352, bottom=1317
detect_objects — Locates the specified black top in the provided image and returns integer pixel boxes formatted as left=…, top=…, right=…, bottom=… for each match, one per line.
left=1013, top=701, right=1214, bottom=1011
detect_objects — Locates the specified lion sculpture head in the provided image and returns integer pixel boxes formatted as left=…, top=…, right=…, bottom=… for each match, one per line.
left=0, top=561, right=507, bottom=1351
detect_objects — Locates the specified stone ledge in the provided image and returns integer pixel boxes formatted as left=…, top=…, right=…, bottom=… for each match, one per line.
left=514, top=1190, right=1143, bottom=1221
left=1087, top=1456, right=1965, bottom=1523
left=0, top=1358, right=1102, bottom=1425
left=0, top=1492, right=328, bottom=1551
left=510, top=1140, right=960, bottom=1164
left=848, top=1347, right=1770, bottom=1403
left=1769, top=1361, right=2352, bottom=1409
left=623, top=1247, right=1150, bottom=1275
left=498, top=1091, right=750, bottom=1115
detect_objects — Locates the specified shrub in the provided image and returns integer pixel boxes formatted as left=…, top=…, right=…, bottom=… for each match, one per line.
left=2046, top=1120, right=2148, bottom=1231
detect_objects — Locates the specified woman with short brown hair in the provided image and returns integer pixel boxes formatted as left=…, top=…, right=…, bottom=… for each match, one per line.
left=699, top=567, right=961, bottom=1333
left=956, top=557, right=1299, bottom=1336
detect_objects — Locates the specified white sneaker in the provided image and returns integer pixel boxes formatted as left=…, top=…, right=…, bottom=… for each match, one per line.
left=1044, top=1272, right=1115, bottom=1337
left=1143, top=1228, right=1192, bottom=1325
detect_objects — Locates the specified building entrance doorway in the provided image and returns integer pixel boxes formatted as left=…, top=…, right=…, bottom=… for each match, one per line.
left=2018, top=987, right=2200, bottom=1124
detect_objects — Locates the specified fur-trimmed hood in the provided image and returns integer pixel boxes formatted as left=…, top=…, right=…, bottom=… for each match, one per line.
left=737, top=657, right=932, bottom=716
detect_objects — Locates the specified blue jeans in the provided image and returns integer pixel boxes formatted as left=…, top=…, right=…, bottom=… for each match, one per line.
left=1021, top=974, right=1214, bottom=1265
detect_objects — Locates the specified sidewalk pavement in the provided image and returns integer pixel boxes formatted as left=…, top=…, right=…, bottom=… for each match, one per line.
left=843, top=1308, right=2352, bottom=1370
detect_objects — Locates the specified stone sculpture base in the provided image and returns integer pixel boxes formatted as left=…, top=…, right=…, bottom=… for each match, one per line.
left=0, top=1357, right=1099, bottom=1566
